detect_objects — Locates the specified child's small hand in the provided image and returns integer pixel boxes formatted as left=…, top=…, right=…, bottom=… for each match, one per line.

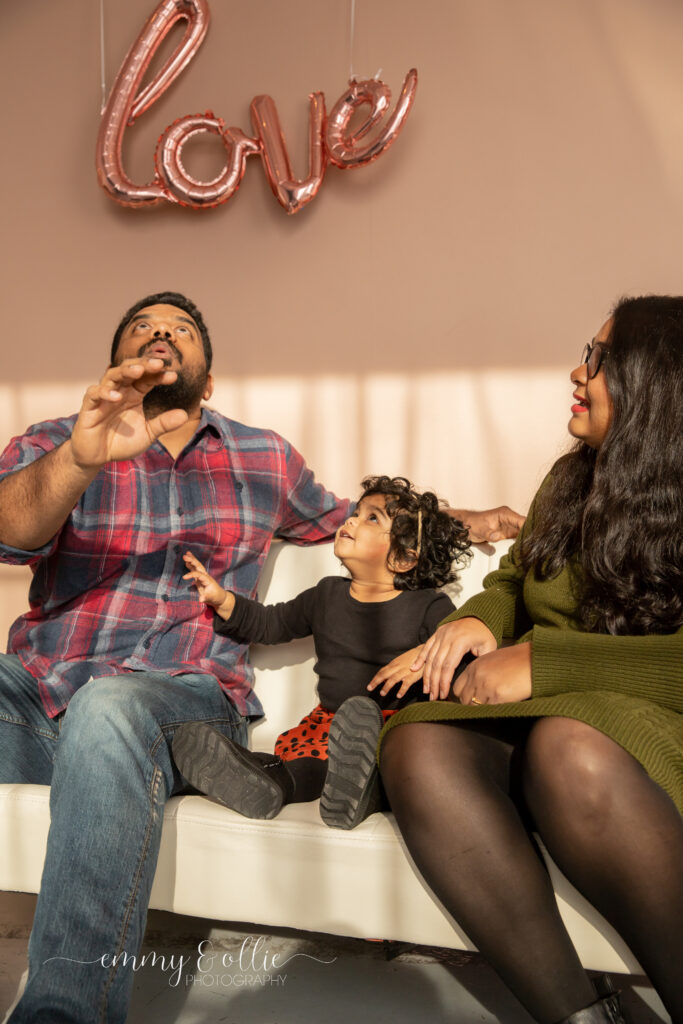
left=367, top=645, right=425, bottom=700
left=183, top=551, right=235, bottom=619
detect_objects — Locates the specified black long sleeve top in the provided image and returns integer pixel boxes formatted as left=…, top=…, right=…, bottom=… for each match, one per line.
left=214, top=576, right=455, bottom=712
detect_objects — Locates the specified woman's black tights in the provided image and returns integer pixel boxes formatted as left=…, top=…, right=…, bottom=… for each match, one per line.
left=380, top=717, right=683, bottom=1023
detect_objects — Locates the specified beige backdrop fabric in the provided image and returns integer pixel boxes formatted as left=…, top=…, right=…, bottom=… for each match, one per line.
left=2, top=0, right=683, bottom=518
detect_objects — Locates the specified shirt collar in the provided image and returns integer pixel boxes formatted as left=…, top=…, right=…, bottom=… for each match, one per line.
left=191, top=407, right=225, bottom=451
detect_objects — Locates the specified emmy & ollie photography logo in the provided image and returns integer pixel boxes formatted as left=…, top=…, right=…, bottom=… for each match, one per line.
left=44, top=935, right=337, bottom=989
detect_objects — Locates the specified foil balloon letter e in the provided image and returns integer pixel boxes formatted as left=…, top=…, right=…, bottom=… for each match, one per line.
left=325, top=69, right=418, bottom=169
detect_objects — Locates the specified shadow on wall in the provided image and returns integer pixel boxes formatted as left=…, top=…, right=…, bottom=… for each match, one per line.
left=0, top=368, right=571, bottom=514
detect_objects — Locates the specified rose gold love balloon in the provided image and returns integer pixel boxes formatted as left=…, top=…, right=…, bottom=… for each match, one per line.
left=325, top=69, right=418, bottom=169
left=96, top=0, right=418, bottom=212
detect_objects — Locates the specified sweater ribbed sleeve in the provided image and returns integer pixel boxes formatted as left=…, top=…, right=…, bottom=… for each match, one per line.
left=439, top=508, right=535, bottom=643
left=532, top=626, right=683, bottom=712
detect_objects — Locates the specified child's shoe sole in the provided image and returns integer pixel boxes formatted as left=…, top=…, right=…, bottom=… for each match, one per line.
left=172, top=722, right=283, bottom=819
left=320, top=696, right=384, bottom=830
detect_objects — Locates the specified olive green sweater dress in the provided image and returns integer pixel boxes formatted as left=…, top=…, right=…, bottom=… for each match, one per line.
left=380, top=485, right=683, bottom=815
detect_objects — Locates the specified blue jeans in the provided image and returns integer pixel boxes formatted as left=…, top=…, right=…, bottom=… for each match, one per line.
left=0, top=654, right=248, bottom=1023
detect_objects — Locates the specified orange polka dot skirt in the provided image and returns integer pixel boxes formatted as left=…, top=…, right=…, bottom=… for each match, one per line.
left=274, top=703, right=397, bottom=761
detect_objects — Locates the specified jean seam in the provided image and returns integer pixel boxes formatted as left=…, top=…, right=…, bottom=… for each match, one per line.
left=97, top=762, right=163, bottom=1022
left=0, top=713, right=58, bottom=742
left=162, top=713, right=245, bottom=732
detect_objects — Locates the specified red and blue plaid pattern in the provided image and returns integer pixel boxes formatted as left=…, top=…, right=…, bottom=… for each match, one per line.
left=0, top=409, right=350, bottom=718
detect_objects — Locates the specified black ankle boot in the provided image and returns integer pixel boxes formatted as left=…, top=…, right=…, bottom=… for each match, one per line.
left=172, top=722, right=294, bottom=819
left=320, top=696, right=384, bottom=830
left=555, top=977, right=627, bottom=1024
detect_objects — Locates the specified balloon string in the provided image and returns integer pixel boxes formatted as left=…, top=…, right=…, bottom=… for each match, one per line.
left=348, top=0, right=382, bottom=83
left=100, top=0, right=107, bottom=113
left=349, top=0, right=356, bottom=81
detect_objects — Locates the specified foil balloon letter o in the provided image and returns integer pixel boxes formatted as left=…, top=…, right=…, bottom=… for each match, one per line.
left=156, top=115, right=260, bottom=208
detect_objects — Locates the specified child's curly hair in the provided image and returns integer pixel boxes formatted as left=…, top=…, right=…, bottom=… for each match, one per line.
left=358, top=476, right=471, bottom=591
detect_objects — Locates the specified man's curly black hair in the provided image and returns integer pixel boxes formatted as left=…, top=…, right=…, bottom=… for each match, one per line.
left=358, top=476, right=471, bottom=590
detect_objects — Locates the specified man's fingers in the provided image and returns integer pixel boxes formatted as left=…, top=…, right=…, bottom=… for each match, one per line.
left=496, top=507, right=526, bottom=540
left=82, top=363, right=178, bottom=413
left=81, top=382, right=123, bottom=410
left=102, top=359, right=177, bottom=394
left=146, top=409, right=189, bottom=439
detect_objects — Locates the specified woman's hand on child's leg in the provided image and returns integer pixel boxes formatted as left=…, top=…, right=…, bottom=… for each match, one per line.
left=412, top=618, right=497, bottom=701
left=367, top=646, right=425, bottom=699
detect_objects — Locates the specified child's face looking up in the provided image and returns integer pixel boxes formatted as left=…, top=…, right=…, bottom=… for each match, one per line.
left=334, top=494, right=395, bottom=582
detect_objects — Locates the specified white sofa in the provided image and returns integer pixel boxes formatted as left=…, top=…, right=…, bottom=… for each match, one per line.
left=0, top=539, right=641, bottom=974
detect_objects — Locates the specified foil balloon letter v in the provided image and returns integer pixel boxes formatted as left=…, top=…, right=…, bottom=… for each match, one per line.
left=95, top=0, right=418, bottom=213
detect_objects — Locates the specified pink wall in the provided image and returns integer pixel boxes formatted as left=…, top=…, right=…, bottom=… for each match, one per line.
left=2, top=0, right=683, bottom=513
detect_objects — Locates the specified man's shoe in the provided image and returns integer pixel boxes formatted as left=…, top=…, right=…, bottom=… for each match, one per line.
left=320, top=696, right=384, bottom=830
left=172, top=722, right=293, bottom=819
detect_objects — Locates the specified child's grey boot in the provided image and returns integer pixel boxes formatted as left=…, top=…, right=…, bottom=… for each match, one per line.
left=172, top=721, right=294, bottom=819
left=320, top=696, right=384, bottom=830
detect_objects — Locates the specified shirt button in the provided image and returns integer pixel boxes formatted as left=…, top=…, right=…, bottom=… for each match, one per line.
left=161, top=595, right=169, bottom=602
left=177, top=507, right=184, bottom=516
left=142, top=638, right=152, bottom=649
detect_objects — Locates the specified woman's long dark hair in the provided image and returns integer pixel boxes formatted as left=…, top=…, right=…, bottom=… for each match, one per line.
left=521, top=295, right=683, bottom=635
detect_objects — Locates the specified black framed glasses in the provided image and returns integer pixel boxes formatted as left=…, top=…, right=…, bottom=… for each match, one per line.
left=580, top=341, right=609, bottom=379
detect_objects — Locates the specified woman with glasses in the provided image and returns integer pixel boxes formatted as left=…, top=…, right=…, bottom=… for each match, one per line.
left=371, top=295, right=682, bottom=1024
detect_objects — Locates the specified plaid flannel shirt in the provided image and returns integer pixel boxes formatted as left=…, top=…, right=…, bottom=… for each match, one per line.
left=0, top=408, right=351, bottom=718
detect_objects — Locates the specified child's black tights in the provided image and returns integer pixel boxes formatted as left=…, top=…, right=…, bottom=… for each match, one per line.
left=285, top=756, right=328, bottom=802
left=379, top=717, right=683, bottom=1024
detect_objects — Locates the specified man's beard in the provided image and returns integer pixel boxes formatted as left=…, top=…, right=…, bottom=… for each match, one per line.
left=143, top=366, right=208, bottom=418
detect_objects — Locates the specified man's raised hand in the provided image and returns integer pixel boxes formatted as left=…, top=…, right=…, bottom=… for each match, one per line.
left=70, top=357, right=188, bottom=470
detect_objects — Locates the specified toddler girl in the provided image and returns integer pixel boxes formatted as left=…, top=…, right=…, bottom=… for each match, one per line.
left=172, top=476, right=470, bottom=828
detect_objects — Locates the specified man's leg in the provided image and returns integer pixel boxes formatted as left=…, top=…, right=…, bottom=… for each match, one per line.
left=0, top=654, right=60, bottom=784
left=9, top=671, right=247, bottom=1024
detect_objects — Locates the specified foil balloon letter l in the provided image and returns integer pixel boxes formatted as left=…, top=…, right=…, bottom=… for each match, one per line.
left=96, top=0, right=211, bottom=206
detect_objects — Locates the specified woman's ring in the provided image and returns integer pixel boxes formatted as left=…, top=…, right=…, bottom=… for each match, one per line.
left=470, top=696, right=482, bottom=705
